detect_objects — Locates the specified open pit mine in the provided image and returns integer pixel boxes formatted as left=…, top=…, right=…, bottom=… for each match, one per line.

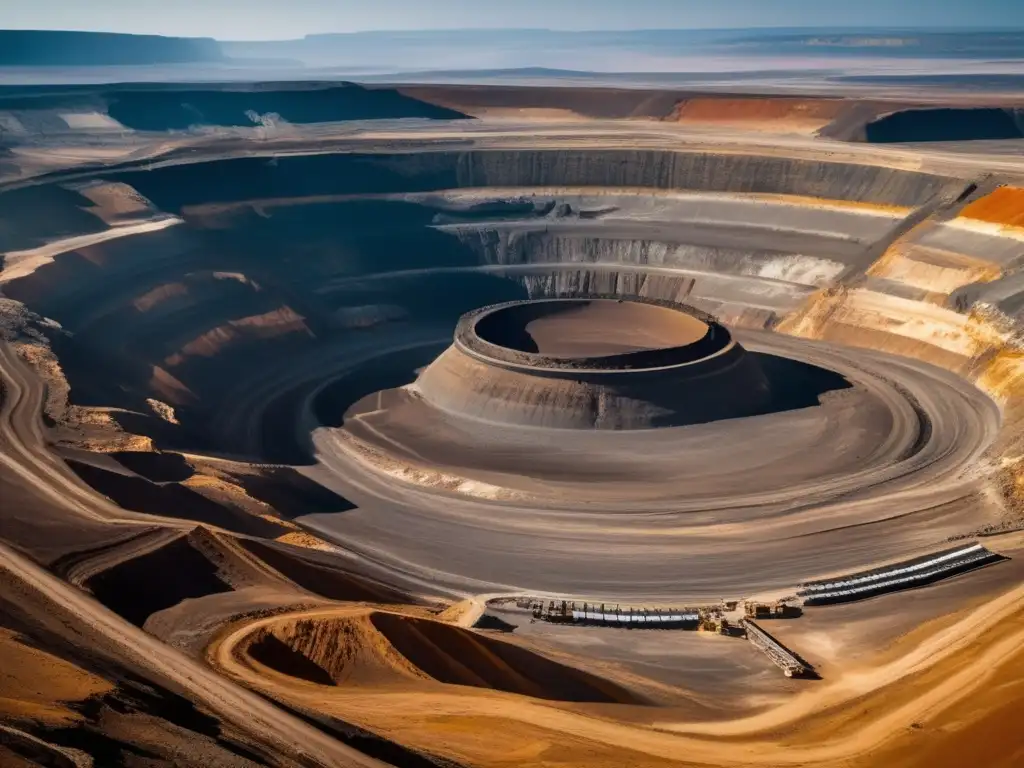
left=2, top=82, right=1024, bottom=768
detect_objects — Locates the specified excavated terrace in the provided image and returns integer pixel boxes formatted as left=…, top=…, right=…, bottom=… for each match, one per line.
left=0, top=137, right=1019, bottom=604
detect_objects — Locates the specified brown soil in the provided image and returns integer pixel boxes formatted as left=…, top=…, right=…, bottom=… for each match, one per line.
left=0, top=569, right=291, bottom=767
left=167, top=306, right=313, bottom=366
left=83, top=532, right=232, bottom=626
left=181, top=473, right=280, bottom=521
left=66, top=460, right=290, bottom=537
left=238, top=538, right=409, bottom=604
left=852, top=645, right=1024, bottom=768
left=74, top=181, right=155, bottom=223
left=501, top=299, right=708, bottom=357
left=244, top=611, right=644, bottom=704
left=667, top=97, right=848, bottom=132
left=396, top=84, right=682, bottom=120
left=73, top=525, right=296, bottom=630
left=247, top=633, right=338, bottom=687
left=0, top=628, right=112, bottom=725
left=219, top=467, right=356, bottom=518
left=273, top=531, right=334, bottom=551
left=133, top=281, right=189, bottom=312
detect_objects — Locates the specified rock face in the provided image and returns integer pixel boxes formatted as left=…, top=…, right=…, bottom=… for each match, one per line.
left=110, top=149, right=959, bottom=211
left=414, top=298, right=772, bottom=429
left=0, top=142, right=974, bottom=460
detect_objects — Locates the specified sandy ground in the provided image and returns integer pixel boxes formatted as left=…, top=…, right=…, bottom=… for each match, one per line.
left=202, top=584, right=1024, bottom=767
left=0, top=341, right=389, bottom=765
left=490, top=299, right=710, bottom=356
left=0, top=216, right=183, bottom=284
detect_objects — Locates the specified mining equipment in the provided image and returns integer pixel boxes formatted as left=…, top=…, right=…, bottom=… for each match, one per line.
left=744, top=601, right=798, bottom=619
left=743, top=619, right=813, bottom=678
left=534, top=600, right=574, bottom=623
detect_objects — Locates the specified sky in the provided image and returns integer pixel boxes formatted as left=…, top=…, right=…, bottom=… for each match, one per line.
left=3, top=0, right=1024, bottom=40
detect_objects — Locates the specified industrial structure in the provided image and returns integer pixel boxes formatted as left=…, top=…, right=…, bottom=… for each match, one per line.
left=798, top=542, right=1003, bottom=605
left=517, top=542, right=1006, bottom=679
left=743, top=620, right=815, bottom=678
left=533, top=600, right=702, bottom=629
left=743, top=601, right=799, bottom=619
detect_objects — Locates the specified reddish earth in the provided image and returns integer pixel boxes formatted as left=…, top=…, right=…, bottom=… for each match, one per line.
left=959, top=186, right=1024, bottom=227
left=667, top=97, right=850, bottom=132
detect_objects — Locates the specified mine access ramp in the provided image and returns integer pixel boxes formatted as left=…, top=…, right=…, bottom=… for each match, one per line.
left=743, top=619, right=813, bottom=678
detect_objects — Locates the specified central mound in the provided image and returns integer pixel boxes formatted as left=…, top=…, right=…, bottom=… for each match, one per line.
left=412, top=297, right=772, bottom=429
left=474, top=298, right=710, bottom=359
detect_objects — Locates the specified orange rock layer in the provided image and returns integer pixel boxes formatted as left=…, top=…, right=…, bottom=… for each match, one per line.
left=959, top=186, right=1024, bottom=228
left=666, top=98, right=847, bottom=131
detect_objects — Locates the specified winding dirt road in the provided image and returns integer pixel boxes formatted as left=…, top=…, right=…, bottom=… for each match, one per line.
left=208, top=587, right=1024, bottom=767
left=0, top=342, right=387, bottom=767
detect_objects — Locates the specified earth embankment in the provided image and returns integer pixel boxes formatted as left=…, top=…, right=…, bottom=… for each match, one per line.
left=111, top=149, right=956, bottom=210
left=240, top=610, right=643, bottom=704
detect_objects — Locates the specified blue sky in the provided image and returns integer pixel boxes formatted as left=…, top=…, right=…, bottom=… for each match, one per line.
left=3, top=0, right=1023, bottom=40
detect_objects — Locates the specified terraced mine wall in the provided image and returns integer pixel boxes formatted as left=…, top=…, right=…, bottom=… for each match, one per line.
left=458, top=297, right=722, bottom=369
left=397, top=85, right=896, bottom=137
left=108, top=150, right=961, bottom=210
left=0, top=147, right=973, bottom=461
left=798, top=543, right=1004, bottom=605
left=421, top=317, right=772, bottom=429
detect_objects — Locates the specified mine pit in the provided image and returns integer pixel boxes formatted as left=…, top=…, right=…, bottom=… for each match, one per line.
left=2, top=79, right=1023, bottom=768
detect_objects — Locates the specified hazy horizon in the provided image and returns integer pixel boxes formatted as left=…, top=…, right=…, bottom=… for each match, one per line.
left=3, top=0, right=1024, bottom=41
left=6, top=24, right=1024, bottom=42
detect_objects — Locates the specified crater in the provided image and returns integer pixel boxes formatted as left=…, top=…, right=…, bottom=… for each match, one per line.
left=473, top=298, right=710, bottom=359
left=0, top=130, right=1003, bottom=604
